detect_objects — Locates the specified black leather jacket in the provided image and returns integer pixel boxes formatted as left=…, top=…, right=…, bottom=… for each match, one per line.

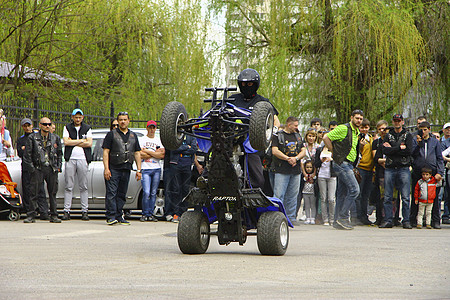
left=23, top=131, right=63, bottom=172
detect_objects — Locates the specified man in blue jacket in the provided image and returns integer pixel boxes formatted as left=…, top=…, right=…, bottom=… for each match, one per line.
left=410, top=121, right=444, bottom=228
left=164, top=135, right=197, bottom=222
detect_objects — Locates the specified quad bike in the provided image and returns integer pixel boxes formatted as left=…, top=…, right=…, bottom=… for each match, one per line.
left=160, top=87, right=292, bottom=256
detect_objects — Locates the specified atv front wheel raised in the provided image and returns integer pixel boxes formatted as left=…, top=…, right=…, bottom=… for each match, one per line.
left=177, top=211, right=210, bottom=254
left=257, top=211, right=289, bottom=255
left=160, top=101, right=188, bottom=150
left=249, top=101, right=274, bottom=151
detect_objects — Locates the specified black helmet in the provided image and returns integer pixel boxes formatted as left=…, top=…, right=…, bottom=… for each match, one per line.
left=237, top=68, right=260, bottom=99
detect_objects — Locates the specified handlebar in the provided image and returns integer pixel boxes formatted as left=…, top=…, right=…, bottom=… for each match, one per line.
left=205, top=87, right=237, bottom=92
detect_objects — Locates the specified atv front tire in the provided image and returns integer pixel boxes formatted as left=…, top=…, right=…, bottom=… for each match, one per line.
left=160, top=101, right=188, bottom=150
left=257, top=211, right=289, bottom=255
left=177, top=211, right=210, bottom=254
left=249, top=101, right=274, bottom=151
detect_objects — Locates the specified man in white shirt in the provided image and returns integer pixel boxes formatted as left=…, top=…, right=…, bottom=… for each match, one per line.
left=62, top=109, right=93, bottom=221
left=138, top=120, right=165, bottom=222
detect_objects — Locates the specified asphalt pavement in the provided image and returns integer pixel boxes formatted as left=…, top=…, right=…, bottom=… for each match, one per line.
left=0, top=216, right=449, bottom=299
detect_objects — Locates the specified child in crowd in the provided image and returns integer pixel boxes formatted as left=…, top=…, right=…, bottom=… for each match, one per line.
left=414, top=167, right=438, bottom=229
left=303, top=160, right=317, bottom=224
left=316, top=146, right=336, bottom=226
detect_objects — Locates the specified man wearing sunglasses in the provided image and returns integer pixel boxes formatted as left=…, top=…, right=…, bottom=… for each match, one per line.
left=23, top=117, right=63, bottom=223
left=102, top=112, right=142, bottom=225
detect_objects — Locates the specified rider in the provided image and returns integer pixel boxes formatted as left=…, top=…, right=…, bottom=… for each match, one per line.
left=227, top=68, right=280, bottom=189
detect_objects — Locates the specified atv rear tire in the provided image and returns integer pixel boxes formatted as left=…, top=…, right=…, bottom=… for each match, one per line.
left=257, top=211, right=289, bottom=255
left=249, top=101, right=274, bottom=151
left=160, top=101, right=188, bottom=150
left=177, top=211, right=210, bottom=254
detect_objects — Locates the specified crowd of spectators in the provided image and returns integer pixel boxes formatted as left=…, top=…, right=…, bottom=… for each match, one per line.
left=0, top=70, right=449, bottom=228
left=2, top=110, right=447, bottom=229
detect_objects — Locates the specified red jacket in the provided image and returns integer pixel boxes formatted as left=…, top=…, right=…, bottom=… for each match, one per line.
left=414, top=177, right=437, bottom=204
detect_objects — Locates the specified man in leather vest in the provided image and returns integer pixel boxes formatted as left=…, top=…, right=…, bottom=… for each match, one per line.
left=23, top=117, right=63, bottom=223
left=62, top=109, right=93, bottom=221
left=379, top=114, right=413, bottom=229
left=323, top=109, right=364, bottom=230
left=102, top=112, right=142, bottom=225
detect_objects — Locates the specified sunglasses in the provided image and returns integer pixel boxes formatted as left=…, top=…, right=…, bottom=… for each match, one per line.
left=40, top=123, right=52, bottom=126
left=117, top=111, right=129, bottom=116
left=112, top=124, right=119, bottom=127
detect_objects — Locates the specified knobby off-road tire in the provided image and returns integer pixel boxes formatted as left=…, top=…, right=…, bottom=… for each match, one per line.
left=257, top=211, right=289, bottom=256
left=249, top=101, right=274, bottom=151
left=177, top=211, right=210, bottom=254
left=160, top=101, right=188, bottom=150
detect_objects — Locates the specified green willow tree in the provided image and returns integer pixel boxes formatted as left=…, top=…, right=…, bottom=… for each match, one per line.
left=211, top=0, right=448, bottom=124
left=0, top=0, right=211, bottom=120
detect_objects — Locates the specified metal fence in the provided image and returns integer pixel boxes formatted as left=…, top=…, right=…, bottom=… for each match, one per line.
left=0, top=95, right=148, bottom=148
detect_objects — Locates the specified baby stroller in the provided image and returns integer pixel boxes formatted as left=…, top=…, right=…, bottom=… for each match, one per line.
left=0, top=162, right=22, bottom=221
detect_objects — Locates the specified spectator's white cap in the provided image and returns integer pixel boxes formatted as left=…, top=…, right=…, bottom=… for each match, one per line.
left=443, top=123, right=450, bottom=130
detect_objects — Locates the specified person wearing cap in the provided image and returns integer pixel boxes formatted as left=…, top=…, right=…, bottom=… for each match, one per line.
left=62, top=108, right=93, bottom=221
left=102, top=112, right=141, bottom=225
left=16, top=118, right=49, bottom=219
left=410, top=121, right=444, bottom=229
left=16, top=118, right=35, bottom=212
left=440, top=122, right=450, bottom=224
left=379, top=114, right=413, bottom=229
left=138, top=120, right=164, bottom=222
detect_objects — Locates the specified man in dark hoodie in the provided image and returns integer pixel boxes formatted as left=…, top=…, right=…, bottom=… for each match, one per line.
left=379, top=114, right=413, bottom=229
left=410, top=121, right=444, bottom=228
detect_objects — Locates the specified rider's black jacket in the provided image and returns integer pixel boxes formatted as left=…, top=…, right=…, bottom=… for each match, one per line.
left=228, top=93, right=279, bottom=115
left=23, top=131, right=63, bottom=173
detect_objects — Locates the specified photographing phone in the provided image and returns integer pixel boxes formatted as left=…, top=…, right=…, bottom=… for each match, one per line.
left=418, top=129, right=423, bottom=138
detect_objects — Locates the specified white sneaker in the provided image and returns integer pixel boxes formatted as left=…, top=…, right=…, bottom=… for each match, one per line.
left=304, top=218, right=311, bottom=225
left=310, top=218, right=315, bottom=225
left=299, top=215, right=307, bottom=221
left=323, top=221, right=330, bottom=226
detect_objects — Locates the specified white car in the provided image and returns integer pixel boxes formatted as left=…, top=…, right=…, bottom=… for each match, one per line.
left=5, top=128, right=164, bottom=216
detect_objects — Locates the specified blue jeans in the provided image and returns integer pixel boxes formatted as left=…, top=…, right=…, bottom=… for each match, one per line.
left=333, top=161, right=360, bottom=221
left=105, top=169, right=130, bottom=220
left=356, top=167, right=373, bottom=220
left=273, top=173, right=300, bottom=222
left=383, top=167, right=411, bottom=223
left=141, top=168, right=161, bottom=217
